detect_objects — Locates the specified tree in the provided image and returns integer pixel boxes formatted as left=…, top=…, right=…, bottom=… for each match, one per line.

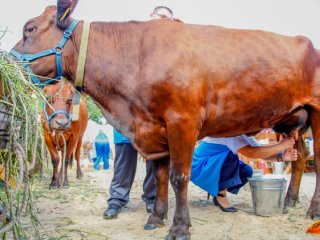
left=85, top=95, right=106, bottom=124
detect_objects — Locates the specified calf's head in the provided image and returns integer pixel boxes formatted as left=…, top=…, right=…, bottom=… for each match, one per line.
left=43, top=81, right=75, bottom=130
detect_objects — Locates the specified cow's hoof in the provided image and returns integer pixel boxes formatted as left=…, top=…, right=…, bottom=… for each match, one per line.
left=165, top=235, right=191, bottom=240
left=144, top=214, right=165, bottom=230
left=146, top=215, right=165, bottom=227
left=144, top=223, right=157, bottom=230
left=307, top=205, right=320, bottom=219
left=62, top=181, right=69, bottom=188
left=285, top=197, right=298, bottom=208
left=76, top=173, right=83, bottom=179
left=49, top=182, right=59, bottom=189
left=167, top=225, right=191, bottom=240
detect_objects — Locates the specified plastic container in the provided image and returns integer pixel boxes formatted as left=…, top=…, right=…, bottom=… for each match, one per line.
left=249, top=178, right=287, bottom=216
left=271, top=162, right=285, bottom=175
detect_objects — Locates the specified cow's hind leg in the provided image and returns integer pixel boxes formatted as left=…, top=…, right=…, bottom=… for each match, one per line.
left=58, top=147, right=69, bottom=187
left=60, top=137, right=79, bottom=187
left=144, top=156, right=169, bottom=230
left=285, top=136, right=308, bottom=208
left=308, top=109, right=320, bottom=218
left=62, top=149, right=71, bottom=187
left=75, top=138, right=83, bottom=179
left=166, top=122, right=197, bottom=240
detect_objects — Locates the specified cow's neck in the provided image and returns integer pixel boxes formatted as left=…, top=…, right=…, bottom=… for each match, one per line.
left=66, top=21, right=144, bottom=138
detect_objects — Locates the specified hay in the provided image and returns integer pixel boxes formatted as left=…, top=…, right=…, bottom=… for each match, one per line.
left=0, top=50, right=47, bottom=239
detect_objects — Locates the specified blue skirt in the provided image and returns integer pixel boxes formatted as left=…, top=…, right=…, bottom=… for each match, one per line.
left=190, top=142, right=252, bottom=196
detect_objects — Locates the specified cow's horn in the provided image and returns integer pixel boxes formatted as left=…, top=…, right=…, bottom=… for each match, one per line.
left=57, top=0, right=79, bottom=29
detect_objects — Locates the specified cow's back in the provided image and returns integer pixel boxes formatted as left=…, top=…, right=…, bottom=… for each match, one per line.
left=137, top=21, right=318, bottom=137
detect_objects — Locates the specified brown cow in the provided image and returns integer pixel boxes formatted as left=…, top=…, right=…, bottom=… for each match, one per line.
left=11, top=1, right=320, bottom=238
left=82, top=140, right=93, bottom=162
left=42, top=80, right=88, bottom=188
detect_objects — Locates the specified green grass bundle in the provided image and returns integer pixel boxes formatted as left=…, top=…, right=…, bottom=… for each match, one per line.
left=0, top=50, right=47, bottom=239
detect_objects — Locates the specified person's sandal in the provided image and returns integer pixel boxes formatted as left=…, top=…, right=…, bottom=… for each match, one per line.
left=213, top=193, right=238, bottom=212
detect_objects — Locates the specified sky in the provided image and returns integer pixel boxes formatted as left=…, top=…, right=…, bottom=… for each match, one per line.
left=1, top=0, right=320, bottom=51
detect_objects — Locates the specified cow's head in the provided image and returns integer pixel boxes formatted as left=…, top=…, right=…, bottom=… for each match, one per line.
left=11, top=0, right=79, bottom=84
left=43, top=81, right=75, bottom=130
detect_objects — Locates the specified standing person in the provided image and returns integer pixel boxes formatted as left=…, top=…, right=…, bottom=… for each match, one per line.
left=103, top=129, right=156, bottom=219
left=191, top=134, right=298, bottom=212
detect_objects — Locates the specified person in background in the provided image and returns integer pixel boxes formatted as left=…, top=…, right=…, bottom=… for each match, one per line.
left=191, top=134, right=298, bottom=212
left=150, top=5, right=183, bottom=22
left=103, top=129, right=156, bottom=219
left=92, top=130, right=110, bottom=170
left=150, top=6, right=174, bottom=19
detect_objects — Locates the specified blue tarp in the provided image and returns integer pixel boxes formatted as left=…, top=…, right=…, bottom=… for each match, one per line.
left=93, top=131, right=110, bottom=170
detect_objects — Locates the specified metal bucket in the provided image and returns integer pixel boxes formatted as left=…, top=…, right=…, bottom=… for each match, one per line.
left=249, top=178, right=287, bottom=217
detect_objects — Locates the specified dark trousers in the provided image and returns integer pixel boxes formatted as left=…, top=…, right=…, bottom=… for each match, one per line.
left=219, top=152, right=253, bottom=194
left=107, top=143, right=156, bottom=207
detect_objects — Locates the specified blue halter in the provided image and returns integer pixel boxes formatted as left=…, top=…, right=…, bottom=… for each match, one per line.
left=10, top=20, right=80, bottom=88
left=42, top=102, right=72, bottom=124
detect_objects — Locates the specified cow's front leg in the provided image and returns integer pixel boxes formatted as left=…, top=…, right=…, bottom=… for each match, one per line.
left=44, top=133, right=61, bottom=189
left=144, top=156, right=169, bottom=230
left=285, top=136, right=308, bottom=208
left=48, top=146, right=60, bottom=189
left=62, top=159, right=70, bottom=187
left=166, top=122, right=197, bottom=240
left=308, top=109, right=320, bottom=218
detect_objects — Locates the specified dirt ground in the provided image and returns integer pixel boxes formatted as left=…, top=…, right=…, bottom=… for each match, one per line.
left=23, top=158, right=319, bottom=240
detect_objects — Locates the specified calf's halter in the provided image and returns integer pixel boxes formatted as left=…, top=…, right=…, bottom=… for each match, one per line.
left=42, top=101, right=71, bottom=124
left=9, top=20, right=80, bottom=88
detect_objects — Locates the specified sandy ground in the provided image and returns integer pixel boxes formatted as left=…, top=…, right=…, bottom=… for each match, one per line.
left=23, top=159, right=319, bottom=240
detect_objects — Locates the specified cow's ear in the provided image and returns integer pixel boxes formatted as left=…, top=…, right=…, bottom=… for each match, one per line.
left=57, top=0, right=78, bottom=29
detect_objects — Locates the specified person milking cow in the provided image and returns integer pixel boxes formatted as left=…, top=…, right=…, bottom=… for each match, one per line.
left=191, top=133, right=298, bottom=212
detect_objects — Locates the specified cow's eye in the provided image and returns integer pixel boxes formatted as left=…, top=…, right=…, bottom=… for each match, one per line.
left=26, top=26, right=36, bottom=33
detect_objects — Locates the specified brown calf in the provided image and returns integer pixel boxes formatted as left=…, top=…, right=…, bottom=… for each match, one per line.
left=42, top=81, right=88, bottom=188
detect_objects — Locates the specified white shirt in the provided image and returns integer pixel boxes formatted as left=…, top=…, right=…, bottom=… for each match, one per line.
left=202, top=135, right=260, bottom=154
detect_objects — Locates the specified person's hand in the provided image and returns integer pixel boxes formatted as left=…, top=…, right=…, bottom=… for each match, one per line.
left=280, top=136, right=296, bottom=150
left=292, top=130, right=299, bottom=141
left=283, top=148, right=298, bottom=161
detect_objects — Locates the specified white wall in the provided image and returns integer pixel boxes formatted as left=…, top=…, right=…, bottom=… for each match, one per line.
left=1, top=0, right=320, bottom=50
